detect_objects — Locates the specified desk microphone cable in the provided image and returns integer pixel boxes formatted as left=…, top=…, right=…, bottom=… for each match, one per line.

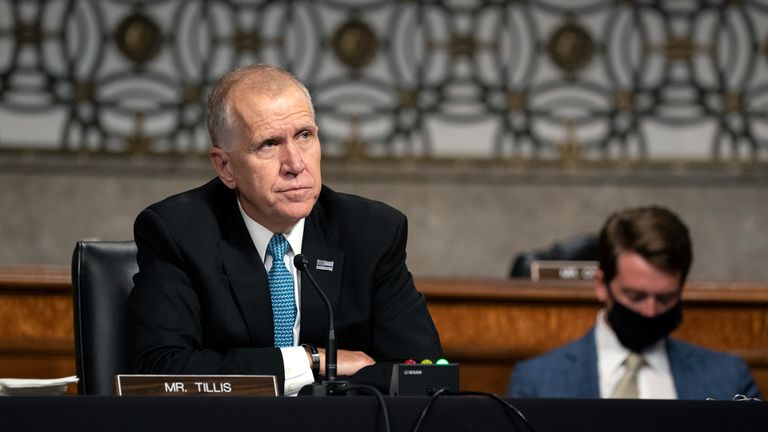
left=345, top=384, right=391, bottom=432
left=411, top=389, right=537, bottom=432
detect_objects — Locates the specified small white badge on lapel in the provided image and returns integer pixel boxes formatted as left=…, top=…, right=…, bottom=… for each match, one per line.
left=316, top=259, right=334, bottom=271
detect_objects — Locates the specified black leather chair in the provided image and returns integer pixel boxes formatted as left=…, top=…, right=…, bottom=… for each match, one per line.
left=509, top=233, right=599, bottom=278
left=71, top=240, right=137, bottom=395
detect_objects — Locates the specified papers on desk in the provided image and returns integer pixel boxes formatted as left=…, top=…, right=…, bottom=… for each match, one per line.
left=0, top=376, right=78, bottom=396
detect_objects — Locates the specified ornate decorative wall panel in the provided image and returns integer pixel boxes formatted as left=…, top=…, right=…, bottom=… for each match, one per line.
left=0, top=0, right=767, bottom=164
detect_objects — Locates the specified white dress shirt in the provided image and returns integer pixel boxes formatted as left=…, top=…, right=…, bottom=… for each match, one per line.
left=595, top=309, right=678, bottom=399
left=238, top=200, right=314, bottom=396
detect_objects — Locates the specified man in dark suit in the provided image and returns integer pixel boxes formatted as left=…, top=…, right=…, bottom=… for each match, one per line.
left=506, top=206, right=760, bottom=400
left=127, top=64, right=442, bottom=395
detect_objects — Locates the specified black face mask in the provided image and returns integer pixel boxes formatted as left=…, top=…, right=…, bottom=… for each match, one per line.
left=606, top=298, right=683, bottom=353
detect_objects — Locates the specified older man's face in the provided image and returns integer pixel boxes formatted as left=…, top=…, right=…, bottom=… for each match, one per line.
left=210, top=84, right=321, bottom=233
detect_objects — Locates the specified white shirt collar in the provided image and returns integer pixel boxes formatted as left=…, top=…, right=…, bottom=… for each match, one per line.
left=595, top=309, right=675, bottom=398
left=596, top=309, right=668, bottom=370
left=236, top=199, right=305, bottom=263
left=595, top=309, right=630, bottom=375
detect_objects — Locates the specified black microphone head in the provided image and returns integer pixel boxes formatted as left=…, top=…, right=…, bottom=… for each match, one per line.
left=294, top=254, right=310, bottom=271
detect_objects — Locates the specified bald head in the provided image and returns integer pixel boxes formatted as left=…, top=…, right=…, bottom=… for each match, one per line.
left=206, top=64, right=314, bottom=150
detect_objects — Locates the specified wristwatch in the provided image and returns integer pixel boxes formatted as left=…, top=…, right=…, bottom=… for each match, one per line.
left=301, top=343, right=320, bottom=379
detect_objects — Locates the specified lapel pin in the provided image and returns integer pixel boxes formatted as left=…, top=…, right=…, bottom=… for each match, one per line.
left=316, top=259, right=334, bottom=271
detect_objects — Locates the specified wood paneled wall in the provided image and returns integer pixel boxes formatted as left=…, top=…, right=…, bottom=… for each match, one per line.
left=1, top=267, right=767, bottom=397
left=419, top=278, right=768, bottom=396
left=0, top=266, right=74, bottom=380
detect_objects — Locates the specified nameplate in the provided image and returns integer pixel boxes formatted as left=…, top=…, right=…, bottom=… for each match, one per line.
left=531, top=260, right=598, bottom=281
left=114, top=375, right=278, bottom=397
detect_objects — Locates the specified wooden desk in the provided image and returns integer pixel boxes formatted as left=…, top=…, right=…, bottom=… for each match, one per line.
left=1, top=267, right=767, bottom=396
left=419, top=278, right=768, bottom=396
left=0, top=266, right=73, bottom=380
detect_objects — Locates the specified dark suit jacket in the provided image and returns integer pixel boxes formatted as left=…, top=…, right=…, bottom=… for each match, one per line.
left=506, top=328, right=761, bottom=400
left=127, top=178, right=442, bottom=391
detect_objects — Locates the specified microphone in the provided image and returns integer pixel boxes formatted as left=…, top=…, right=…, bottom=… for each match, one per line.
left=294, top=254, right=346, bottom=396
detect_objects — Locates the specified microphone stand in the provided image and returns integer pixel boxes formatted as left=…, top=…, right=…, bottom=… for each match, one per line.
left=294, top=254, right=348, bottom=396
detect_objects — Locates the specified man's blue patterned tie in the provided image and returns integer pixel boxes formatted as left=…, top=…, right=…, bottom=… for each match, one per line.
left=267, top=234, right=296, bottom=347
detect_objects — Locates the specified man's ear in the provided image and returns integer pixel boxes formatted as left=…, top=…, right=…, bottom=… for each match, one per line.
left=595, top=269, right=608, bottom=303
left=209, top=147, right=236, bottom=189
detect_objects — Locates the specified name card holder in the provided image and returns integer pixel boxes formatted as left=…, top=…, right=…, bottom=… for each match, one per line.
left=530, top=260, right=598, bottom=281
left=115, top=375, right=278, bottom=396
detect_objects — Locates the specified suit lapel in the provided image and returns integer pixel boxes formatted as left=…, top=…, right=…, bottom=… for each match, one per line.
left=668, top=339, right=696, bottom=399
left=564, top=330, right=601, bottom=398
left=218, top=195, right=274, bottom=347
left=299, top=195, right=344, bottom=344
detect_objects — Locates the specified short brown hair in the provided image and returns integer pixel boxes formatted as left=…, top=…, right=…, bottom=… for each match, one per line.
left=599, top=206, right=692, bottom=287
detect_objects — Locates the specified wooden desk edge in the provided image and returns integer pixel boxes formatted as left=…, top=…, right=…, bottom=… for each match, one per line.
left=416, top=277, right=768, bottom=304
left=2, top=267, right=768, bottom=303
left=0, top=265, right=71, bottom=291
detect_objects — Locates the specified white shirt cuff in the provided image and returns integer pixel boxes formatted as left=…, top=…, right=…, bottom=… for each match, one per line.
left=280, top=346, right=315, bottom=397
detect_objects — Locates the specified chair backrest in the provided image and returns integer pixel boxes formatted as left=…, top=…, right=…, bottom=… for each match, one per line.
left=509, top=233, right=599, bottom=278
left=72, top=240, right=137, bottom=395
